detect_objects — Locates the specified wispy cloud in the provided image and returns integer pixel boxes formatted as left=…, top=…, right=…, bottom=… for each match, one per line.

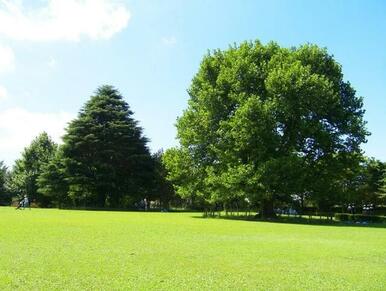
left=0, top=107, right=75, bottom=165
left=0, top=44, right=14, bottom=104
left=161, top=36, right=177, bottom=47
left=0, top=44, right=15, bottom=73
left=0, top=85, right=8, bottom=101
left=0, top=0, right=131, bottom=42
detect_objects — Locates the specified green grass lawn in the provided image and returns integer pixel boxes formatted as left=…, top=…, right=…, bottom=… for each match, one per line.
left=0, top=207, right=385, bottom=290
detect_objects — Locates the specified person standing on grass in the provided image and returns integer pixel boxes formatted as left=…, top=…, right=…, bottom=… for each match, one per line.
left=16, top=197, right=24, bottom=210
left=22, top=195, right=29, bottom=210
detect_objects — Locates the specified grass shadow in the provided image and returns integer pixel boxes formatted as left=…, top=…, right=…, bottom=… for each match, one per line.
left=58, top=206, right=202, bottom=213
left=191, top=214, right=386, bottom=228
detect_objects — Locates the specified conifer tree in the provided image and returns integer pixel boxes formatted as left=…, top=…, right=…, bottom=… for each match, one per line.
left=62, top=85, right=153, bottom=207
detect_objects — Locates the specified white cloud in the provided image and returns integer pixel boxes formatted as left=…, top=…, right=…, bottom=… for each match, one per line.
left=0, top=85, right=8, bottom=101
left=0, top=107, right=75, bottom=165
left=161, top=36, right=177, bottom=46
left=0, top=0, right=131, bottom=41
left=0, top=44, right=15, bottom=73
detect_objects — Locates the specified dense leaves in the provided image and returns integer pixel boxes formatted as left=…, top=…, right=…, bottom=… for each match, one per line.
left=60, top=85, right=154, bottom=207
left=165, top=41, right=370, bottom=216
left=149, top=151, right=177, bottom=208
left=356, top=158, right=386, bottom=204
left=0, top=161, right=10, bottom=205
left=2, top=45, right=383, bottom=213
left=6, top=86, right=175, bottom=209
left=37, top=148, right=69, bottom=207
left=7, top=132, right=57, bottom=206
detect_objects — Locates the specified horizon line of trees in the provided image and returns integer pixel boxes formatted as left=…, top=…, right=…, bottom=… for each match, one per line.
left=0, top=40, right=385, bottom=216
left=0, top=86, right=176, bottom=209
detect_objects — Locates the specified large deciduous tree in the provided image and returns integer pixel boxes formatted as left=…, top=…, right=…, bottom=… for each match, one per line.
left=165, top=41, right=368, bottom=217
left=61, top=85, right=153, bottom=207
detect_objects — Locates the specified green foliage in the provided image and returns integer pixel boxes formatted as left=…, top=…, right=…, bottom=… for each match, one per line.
left=336, top=157, right=386, bottom=206
left=358, top=158, right=386, bottom=203
left=61, top=85, right=153, bottom=207
left=169, top=40, right=369, bottom=215
left=7, top=132, right=57, bottom=206
left=0, top=162, right=10, bottom=205
left=335, top=213, right=385, bottom=223
left=0, top=208, right=385, bottom=290
left=37, top=147, right=69, bottom=207
left=149, top=150, right=176, bottom=208
left=163, top=147, right=208, bottom=208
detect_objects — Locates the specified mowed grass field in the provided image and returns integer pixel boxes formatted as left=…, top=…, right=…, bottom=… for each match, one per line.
left=0, top=207, right=385, bottom=290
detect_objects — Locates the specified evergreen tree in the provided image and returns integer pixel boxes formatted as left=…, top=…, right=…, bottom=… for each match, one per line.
left=62, top=85, right=153, bottom=207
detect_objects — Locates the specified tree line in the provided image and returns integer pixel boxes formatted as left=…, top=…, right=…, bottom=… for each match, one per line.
left=0, top=40, right=385, bottom=215
left=0, top=86, right=175, bottom=209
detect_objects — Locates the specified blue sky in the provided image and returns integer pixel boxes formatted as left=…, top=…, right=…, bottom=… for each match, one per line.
left=0, top=0, right=385, bottom=166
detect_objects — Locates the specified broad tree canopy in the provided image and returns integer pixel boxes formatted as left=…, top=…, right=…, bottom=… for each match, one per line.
left=165, top=41, right=368, bottom=216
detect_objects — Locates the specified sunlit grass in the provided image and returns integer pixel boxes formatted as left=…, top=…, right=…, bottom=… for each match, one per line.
left=0, top=207, right=385, bottom=290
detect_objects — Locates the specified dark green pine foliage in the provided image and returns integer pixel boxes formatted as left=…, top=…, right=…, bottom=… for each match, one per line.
left=62, top=85, right=153, bottom=208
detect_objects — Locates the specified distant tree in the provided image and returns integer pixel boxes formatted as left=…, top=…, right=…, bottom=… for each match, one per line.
left=168, top=41, right=368, bottom=217
left=37, top=147, right=69, bottom=207
left=163, top=147, right=208, bottom=210
left=149, top=150, right=176, bottom=209
left=357, top=158, right=386, bottom=204
left=7, top=132, right=57, bottom=206
left=0, top=161, right=11, bottom=205
left=381, top=176, right=386, bottom=204
left=61, top=85, right=153, bottom=208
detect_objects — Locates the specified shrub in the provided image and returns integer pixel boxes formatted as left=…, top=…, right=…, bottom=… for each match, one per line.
left=335, top=213, right=385, bottom=223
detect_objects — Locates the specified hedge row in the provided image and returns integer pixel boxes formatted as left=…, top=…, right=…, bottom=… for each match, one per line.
left=334, top=213, right=386, bottom=223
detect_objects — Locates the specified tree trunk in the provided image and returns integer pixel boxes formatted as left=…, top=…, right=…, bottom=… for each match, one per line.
left=223, top=202, right=228, bottom=216
left=260, top=198, right=276, bottom=218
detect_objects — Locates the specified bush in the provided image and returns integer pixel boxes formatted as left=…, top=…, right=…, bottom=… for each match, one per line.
left=335, top=213, right=385, bottom=223
left=335, top=213, right=350, bottom=221
left=373, top=206, right=386, bottom=216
